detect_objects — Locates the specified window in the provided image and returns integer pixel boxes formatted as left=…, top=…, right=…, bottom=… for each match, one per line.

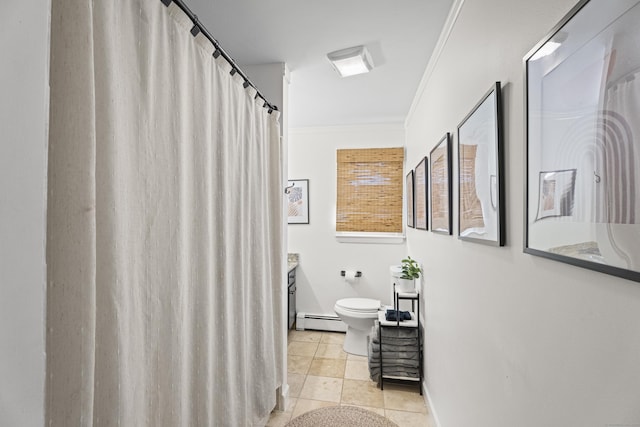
left=336, top=147, right=404, bottom=235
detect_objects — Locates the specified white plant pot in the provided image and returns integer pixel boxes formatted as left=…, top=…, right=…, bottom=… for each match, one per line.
left=396, top=278, right=415, bottom=293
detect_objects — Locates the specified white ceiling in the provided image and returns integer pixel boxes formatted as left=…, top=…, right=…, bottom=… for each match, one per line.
left=184, top=0, right=453, bottom=128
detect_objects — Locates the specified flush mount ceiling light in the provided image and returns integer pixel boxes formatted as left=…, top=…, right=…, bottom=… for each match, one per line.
left=327, top=45, right=374, bottom=77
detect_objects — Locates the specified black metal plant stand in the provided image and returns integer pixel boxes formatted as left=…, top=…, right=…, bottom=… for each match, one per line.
left=377, top=283, right=422, bottom=394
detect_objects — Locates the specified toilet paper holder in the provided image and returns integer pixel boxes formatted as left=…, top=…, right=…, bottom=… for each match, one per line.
left=340, top=270, right=362, bottom=277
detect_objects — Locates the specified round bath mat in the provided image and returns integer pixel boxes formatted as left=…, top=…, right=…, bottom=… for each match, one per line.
left=285, top=405, right=399, bottom=427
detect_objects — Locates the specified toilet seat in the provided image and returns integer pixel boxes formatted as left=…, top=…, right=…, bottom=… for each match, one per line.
left=334, top=298, right=380, bottom=316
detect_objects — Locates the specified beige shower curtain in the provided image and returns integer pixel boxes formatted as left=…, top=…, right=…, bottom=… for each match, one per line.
left=47, top=1, right=284, bottom=425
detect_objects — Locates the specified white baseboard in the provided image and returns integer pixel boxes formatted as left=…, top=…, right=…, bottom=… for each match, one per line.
left=296, top=312, right=347, bottom=332
left=423, top=381, right=443, bottom=427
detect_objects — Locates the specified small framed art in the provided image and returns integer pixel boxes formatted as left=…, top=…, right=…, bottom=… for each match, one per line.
left=406, top=170, right=415, bottom=228
left=287, top=179, right=309, bottom=224
left=414, top=157, right=428, bottom=230
left=457, top=82, right=504, bottom=245
left=430, top=133, right=452, bottom=234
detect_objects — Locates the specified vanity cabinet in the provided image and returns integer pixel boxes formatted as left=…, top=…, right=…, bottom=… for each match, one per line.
left=287, top=268, right=296, bottom=330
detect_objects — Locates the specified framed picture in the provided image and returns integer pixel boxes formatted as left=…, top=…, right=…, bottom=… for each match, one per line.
left=430, top=133, right=452, bottom=234
left=414, top=157, right=428, bottom=230
left=457, top=82, right=505, bottom=245
left=406, top=171, right=415, bottom=228
left=287, top=179, right=309, bottom=224
left=524, top=0, right=640, bottom=282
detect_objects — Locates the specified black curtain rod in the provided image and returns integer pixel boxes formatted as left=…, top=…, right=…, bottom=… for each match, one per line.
left=160, top=0, right=279, bottom=113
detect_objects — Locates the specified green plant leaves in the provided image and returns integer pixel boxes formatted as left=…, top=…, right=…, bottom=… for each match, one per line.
left=400, top=256, right=422, bottom=279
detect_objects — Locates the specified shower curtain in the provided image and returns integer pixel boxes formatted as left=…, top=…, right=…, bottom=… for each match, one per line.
left=46, top=1, right=284, bottom=425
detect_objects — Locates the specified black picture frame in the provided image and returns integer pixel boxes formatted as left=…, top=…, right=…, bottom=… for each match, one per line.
left=457, top=82, right=505, bottom=245
left=287, top=179, right=309, bottom=224
left=414, top=157, right=428, bottom=230
left=524, top=0, right=640, bottom=282
left=406, top=170, right=415, bottom=228
left=429, top=133, right=452, bottom=235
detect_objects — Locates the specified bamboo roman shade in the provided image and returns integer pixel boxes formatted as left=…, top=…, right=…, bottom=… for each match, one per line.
left=336, top=147, right=404, bottom=233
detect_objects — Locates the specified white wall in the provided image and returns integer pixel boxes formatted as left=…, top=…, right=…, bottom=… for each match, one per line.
left=243, top=63, right=289, bottom=116
left=406, top=0, right=640, bottom=426
left=288, top=124, right=408, bottom=316
left=0, top=1, right=50, bottom=425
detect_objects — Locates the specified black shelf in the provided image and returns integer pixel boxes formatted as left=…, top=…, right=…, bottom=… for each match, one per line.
left=376, top=284, right=422, bottom=394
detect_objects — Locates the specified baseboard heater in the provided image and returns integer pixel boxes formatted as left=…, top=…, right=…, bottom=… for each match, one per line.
left=296, top=313, right=347, bottom=333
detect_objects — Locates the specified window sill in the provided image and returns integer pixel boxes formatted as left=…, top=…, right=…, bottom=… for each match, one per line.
left=335, top=232, right=405, bottom=244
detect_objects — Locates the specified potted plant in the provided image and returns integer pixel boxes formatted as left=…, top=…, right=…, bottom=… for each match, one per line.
left=397, top=256, right=422, bottom=292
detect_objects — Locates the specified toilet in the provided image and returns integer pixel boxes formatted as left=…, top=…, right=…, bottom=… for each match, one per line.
left=334, top=297, right=381, bottom=356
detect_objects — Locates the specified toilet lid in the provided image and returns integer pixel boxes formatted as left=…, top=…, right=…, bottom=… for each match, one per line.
left=335, top=298, right=380, bottom=312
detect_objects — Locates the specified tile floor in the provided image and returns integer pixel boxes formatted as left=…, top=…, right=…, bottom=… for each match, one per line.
left=267, top=330, right=436, bottom=427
